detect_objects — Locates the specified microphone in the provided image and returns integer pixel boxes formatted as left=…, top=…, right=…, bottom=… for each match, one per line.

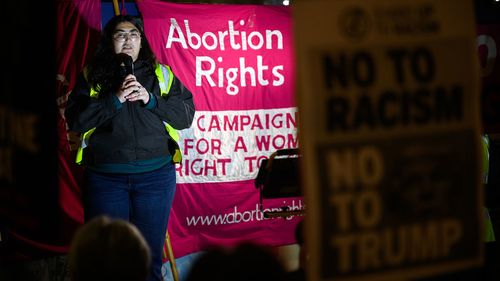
left=117, top=53, right=134, bottom=76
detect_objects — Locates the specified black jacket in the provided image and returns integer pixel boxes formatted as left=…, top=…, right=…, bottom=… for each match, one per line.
left=65, top=60, right=195, bottom=165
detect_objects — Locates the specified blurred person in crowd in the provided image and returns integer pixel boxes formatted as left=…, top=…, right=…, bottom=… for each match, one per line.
left=69, top=215, right=151, bottom=281
left=185, top=242, right=287, bottom=281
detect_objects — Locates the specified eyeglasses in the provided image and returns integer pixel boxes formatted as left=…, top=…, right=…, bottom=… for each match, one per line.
left=113, top=31, right=141, bottom=42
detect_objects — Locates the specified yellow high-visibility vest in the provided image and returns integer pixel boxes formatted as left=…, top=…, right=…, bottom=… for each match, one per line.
left=75, top=64, right=182, bottom=164
left=482, top=134, right=495, bottom=242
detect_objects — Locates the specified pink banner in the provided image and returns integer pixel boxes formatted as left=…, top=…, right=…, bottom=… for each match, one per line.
left=138, top=1, right=302, bottom=258
left=140, top=1, right=295, bottom=111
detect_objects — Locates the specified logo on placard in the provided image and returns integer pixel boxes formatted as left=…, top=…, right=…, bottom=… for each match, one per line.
left=338, top=6, right=371, bottom=41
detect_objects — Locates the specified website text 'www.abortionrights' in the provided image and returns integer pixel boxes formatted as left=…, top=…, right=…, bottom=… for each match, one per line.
left=186, top=200, right=305, bottom=226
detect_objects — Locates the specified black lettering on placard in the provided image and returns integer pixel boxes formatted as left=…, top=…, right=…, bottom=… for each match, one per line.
left=323, top=51, right=375, bottom=90
left=326, top=85, right=463, bottom=132
left=386, top=47, right=435, bottom=84
left=322, top=47, right=435, bottom=90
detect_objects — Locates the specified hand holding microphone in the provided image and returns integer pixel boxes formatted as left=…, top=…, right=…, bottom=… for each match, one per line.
left=115, top=54, right=149, bottom=104
left=124, top=78, right=149, bottom=103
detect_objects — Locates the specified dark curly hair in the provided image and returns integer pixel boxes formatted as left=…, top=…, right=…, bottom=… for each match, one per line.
left=86, top=15, right=158, bottom=94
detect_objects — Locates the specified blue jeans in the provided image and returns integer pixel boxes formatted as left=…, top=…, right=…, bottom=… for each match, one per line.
left=84, top=163, right=176, bottom=281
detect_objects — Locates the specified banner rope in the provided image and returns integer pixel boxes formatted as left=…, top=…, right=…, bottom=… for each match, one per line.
left=112, top=0, right=120, bottom=15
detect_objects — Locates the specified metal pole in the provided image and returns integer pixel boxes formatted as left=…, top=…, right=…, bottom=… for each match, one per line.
left=112, top=0, right=120, bottom=16
left=163, top=231, right=179, bottom=281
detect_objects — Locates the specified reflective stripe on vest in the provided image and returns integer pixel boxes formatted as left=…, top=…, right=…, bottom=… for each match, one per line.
left=155, top=65, right=182, bottom=163
left=75, top=64, right=181, bottom=164
left=482, top=134, right=495, bottom=242
left=482, top=134, right=490, bottom=184
left=83, top=67, right=100, bottom=98
left=75, top=128, right=96, bottom=164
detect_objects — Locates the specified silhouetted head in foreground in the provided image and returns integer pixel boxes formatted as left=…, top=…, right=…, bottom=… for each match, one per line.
left=69, top=215, right=151, bottom=281
left=186, top=242, right=287, bottom=281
